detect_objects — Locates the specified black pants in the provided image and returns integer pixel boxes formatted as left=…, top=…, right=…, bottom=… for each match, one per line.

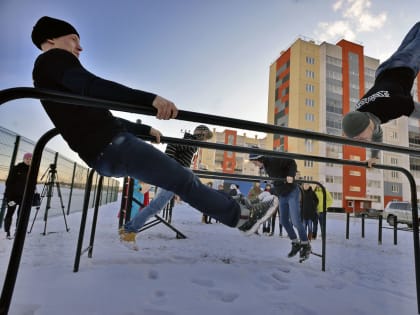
left=4, top=204, right=19, bottom=234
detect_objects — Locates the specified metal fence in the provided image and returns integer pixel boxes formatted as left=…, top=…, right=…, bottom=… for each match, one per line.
left=0, top=125, right=119, bottom=225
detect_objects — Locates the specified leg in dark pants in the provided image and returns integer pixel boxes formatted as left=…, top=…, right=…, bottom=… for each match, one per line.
left=4, top=204, right=18, bottom=237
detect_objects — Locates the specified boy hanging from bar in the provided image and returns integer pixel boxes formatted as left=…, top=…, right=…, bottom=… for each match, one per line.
left=342, top=22, right=420, bottom=167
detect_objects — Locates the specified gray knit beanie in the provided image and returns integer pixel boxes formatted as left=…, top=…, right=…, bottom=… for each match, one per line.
left=342, top=111, right=370, bottom=138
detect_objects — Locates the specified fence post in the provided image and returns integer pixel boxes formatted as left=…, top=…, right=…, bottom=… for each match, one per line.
left=393, top=216, right=398, bottom=245
left=346, top=212, right=350, bottom=239
left=67, top=162, right=77, bottom=215
left=378, top=215, right=382, bottom=245
left=361, top=213, right=365, bottom=238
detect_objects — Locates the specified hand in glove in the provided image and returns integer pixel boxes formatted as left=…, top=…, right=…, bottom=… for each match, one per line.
left=7, top=201, right=16, bottom=207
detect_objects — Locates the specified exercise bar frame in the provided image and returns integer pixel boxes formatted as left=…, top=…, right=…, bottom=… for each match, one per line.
left=0, top=87, right=419, bottom=314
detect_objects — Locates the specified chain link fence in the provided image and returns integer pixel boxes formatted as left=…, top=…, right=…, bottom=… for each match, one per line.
left=0, top=126, right=120, bottom=225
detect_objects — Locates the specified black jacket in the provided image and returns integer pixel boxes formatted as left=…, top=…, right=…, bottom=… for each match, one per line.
left=259, top=157, right=297, bottom=196
left=32, top=49, right=156, bottom=164
left=356, top=67, right=415, bottom=124
left=4, top=162, right=30, bottom=203
left=301, top=187, right=318, bottom=220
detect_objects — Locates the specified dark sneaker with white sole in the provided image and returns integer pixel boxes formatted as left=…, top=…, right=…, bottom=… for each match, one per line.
left=299, top=243, right=311, bottom=262
left=287, top=242, right=302, bottom=258
left=237, top=196, right=279, bottom=236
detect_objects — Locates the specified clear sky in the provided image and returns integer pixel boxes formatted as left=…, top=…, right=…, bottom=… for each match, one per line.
left=0, top=0, right=419, bottom=164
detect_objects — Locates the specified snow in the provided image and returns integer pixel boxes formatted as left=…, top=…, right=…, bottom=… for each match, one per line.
left=0, top=197, right=418, bottom=315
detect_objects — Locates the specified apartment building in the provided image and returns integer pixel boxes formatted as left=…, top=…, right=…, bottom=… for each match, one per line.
left=268, top=37, right=420, bottom=211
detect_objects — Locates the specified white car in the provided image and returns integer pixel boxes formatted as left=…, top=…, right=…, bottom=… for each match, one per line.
left=383, top=201, right=420, bottom=228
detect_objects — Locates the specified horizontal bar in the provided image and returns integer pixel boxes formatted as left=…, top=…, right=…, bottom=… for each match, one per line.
left=1, top=87, right=420, bottom=157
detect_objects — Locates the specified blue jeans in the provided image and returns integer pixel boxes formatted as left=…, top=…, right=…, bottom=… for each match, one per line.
left=313, top=212, right=325, bottom=237
left=303, top=219, right=313, bottom=235
left=279, top=186, right=308, bottom=242
left=124, top=187, right=174, bottom=232
left=376, top=22, right=420, bottom=78
left=90, top=132, right=240, bottom=227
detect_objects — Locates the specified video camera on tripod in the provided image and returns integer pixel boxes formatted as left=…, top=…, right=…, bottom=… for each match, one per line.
left=28, top=163, right=70, bottom=235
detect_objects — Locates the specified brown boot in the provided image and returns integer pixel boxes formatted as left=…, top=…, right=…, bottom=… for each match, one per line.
left=307, top=232, right=312, bottom=242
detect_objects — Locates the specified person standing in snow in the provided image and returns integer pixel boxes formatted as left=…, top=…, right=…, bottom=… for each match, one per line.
left=249, top=153, right=311, bottom=260
left=3, top=153, right=32, bottom=239
left=300, top=183, right=318, bottom=241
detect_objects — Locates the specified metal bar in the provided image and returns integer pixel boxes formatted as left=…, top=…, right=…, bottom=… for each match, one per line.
left=2, top=87, right=420, bottom=157
left=67, top=162, right=77, bottom=215
left=88, top=176, right=103, bottom=258
left=0, top=128, right=58, bottom=315
left=73, top=169, right=95, bottom=272
left=1, top=87, right=419, bottom=314
left=378, top=215, right=383, bottom=245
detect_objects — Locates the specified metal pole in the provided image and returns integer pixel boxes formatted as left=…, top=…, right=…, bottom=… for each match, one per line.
left=0, top=128, right=58, bottom=315
left=88, top=176, right=103, bottom=258
left=346, top=212, right=350, bottom=239
left=378, top=215, right=382, bottom=245
left=361, top=214, right=365, bottom=238
left=73, top=169, right=95, bottom=272
left=66, top=162, right=77, bottom=215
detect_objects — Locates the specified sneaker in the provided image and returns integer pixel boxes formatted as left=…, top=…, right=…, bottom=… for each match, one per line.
left=287, top=242, right=302, bottom=258
left=237, top=196, right=279, bottom=236
left=119, top=230, right=139, bottom=251
left=300, top=243, right=311, bottom=260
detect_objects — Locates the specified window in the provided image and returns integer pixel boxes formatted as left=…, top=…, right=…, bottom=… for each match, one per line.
left=390, top=131, right=398, bottom=140
left=391, top=171, right=399, bottom=179
left=306, top=56, right=315, bottom=64
left=349, top=170, right=361, bottom=176
left=304, top=160, right=314, bottom=167
left=390, top=157, right=398, bottom=165
left=305, top=113, right=315, bottom=121
left=332, top=192, right=342, bottom=200
left=305, top=84, right=315, bottom=92
left=391, top=184, right=399, bottom=193
left=349, top=155, right=361, bottom=161
left=367, top=180, right=381, bottom=188
left=325, top=175, right=342, bottom=184
left=305, top=98, right=315, bottom=107
left=349, top=186, right=361, bottom=192
left=305, top=139, right=313, bottom=152
left=305, top=70, right=315, bottom=79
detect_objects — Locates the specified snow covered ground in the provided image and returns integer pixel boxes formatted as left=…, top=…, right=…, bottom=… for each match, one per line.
left=0, top=198, right=418, bottom=315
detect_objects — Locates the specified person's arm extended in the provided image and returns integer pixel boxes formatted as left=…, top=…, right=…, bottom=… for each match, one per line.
left=37, top=49, right=177, bottom=119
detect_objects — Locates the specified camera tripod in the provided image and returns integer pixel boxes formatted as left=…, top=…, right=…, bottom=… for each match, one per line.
left=28, top=163, right=70, bottom=235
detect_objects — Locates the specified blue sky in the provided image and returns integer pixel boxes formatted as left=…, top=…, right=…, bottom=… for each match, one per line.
left=0, top=0, right=419, bottom=164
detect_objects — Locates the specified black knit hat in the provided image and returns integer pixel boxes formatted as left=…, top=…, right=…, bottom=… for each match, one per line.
left=31, top=16, right=79, bottom=50
left=342, top=111, right=370, bottom=138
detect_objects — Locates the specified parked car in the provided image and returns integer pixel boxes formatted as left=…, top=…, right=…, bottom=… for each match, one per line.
left=365, top=208, right=383, bottom=219
left=383, top=201, right=420, bottom=227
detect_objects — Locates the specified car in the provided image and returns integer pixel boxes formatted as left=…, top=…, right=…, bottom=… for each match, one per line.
left=383, top=201, right=420, bottom=228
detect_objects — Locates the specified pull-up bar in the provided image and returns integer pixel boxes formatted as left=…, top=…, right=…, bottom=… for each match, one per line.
left=0, top=87, right=419, bottom=314
left=1, top=87, right=420, bottom=157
